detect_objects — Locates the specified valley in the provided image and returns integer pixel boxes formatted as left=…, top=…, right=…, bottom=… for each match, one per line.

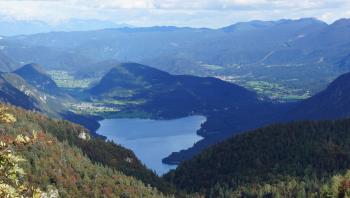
left=215, top=75, right=312, bottom=101
left=2, top=13, right=350, bottom=197
left=3, top=18, right=350, bottom=103
left=48, top=70, right=99, bottom=89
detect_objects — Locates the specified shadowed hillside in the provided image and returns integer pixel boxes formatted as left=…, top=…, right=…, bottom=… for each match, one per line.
left=165, top=118, right=350, bottom=197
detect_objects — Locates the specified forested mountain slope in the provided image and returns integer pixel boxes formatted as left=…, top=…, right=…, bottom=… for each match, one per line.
left=0, top=104, right=176, bottom=196
left=0, top=73, right=39, bottom=110
left=165, top=118, right=350, bottom=197
left=287, top=71, right=350, bottom=121
left=89, top=62, right=262, bottom=118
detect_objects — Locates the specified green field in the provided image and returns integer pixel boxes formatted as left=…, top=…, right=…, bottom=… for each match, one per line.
left=244, top=80, right=311, bottom=101
left=201, top=64, right=224, bottom=70
left=48, top=70, right=99, bottom=88
left=66, top=99, right=146, bottom=116
left=66, top=102, right=120, bottom=115
left=215, top=75, right=311, bottom=101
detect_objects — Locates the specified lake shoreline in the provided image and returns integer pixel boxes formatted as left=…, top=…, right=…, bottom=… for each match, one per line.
left=96, top=115, right=206, bottom=175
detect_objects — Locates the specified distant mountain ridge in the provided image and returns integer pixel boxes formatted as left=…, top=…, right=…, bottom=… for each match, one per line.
left=0, top=18, right=130, bottom=36
left=221, top=18, right=327, bottom=33
left=2, top=18, right=350, bottom=99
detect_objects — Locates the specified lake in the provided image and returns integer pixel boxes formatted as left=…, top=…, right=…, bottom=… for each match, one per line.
left=96, top=115, right=206, bottom=175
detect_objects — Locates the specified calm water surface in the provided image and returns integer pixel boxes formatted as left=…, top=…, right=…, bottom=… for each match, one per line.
left=96, top=115, right=206, bottom=175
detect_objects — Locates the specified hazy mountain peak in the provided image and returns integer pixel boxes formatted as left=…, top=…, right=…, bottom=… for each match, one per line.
left=222, top=18, right=326, bottom=32
left=117, top=62, right=170, bottom=74
left=331, top=18, right=350, bottom=27
left=221, top=20, right=275, bottom=32
left=276, top=17, right=325, bottom=24
left=16, top=63, right=45, bottom=73
left=14, top=63, right=60, bottom=95
left=0, top=18, right=131, bottom=36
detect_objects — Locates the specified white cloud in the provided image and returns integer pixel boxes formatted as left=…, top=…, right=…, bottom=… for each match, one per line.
left=74, top=0, right=349, bottom=10
left=0, top=0, right=349, bottom=27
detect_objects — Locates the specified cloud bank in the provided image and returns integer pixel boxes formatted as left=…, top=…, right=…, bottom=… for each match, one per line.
left=0, top=0, right=349, bottom=27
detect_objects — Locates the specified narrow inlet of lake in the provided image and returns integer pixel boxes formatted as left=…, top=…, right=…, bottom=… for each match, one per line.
left=96, top=115, right=206, bottom=175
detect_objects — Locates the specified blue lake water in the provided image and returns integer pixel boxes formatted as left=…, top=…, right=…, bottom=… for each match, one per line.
left=96, top=115, right=206, bottom=175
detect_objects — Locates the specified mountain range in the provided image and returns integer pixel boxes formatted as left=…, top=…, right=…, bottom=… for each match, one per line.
left=0, top=18, right=130, bottom=36
left=3, top=18, right=350, bottom=197
left=4, top=60, right=350, bottom=197
left=1, top=18, right=350, bottom=100
left=6, top=59, right=350, bottom=166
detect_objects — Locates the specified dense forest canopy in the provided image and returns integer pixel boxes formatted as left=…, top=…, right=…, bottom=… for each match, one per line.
left=165, top=119, right=350, bottom=197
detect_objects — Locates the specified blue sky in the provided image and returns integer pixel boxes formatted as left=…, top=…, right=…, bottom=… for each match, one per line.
left=0, top=0, right=349, bottom=27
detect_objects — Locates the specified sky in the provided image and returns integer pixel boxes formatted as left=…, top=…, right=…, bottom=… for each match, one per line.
left=0, top=0, right=349, bottom=28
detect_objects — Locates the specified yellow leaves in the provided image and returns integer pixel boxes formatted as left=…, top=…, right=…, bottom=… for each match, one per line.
left=15, top=134, right=31, bottom=145
left=0, top=134, right=46, bottom=198
left=0, top=141, right=25, bottom=198
left=0, top=141, right=6, bottom=149
left=32, top=130, right=38, bottom=141
left=12, top=131, right=39, bottom=146
left=0, top=183, right=21, bottom=198
left=32, top=188, right=43, bottom=198
left=0, top=106, right=16, bottom=124
left=0, top=113, right=16, bottom=124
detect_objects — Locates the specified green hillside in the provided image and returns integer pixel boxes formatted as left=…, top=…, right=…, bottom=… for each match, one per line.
left=0, top=104, right=176, bottom=197
left=165, top=119, right=350, bottom=197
